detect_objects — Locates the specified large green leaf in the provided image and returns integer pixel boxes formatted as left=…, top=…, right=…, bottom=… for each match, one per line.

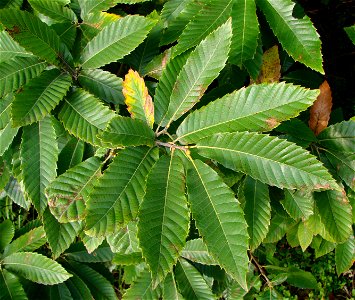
left=176, top=83, right=319, bottom=144
left=3, top=226, right=46, bottom=257
left=85, top=147, right=159, bottom=237
left=64, top=273, right=93, bottom=300
left=315, top=190, right=352, bottom=243
left=0, top=220, right=14, bottom=252
left=12, top=69, right=72, bottom=126
left=175, top=258, right=214, bottom=300
left=0, top=30, right=32, bottom=63
left=47, top=157, right=102, bottom=223
left=163, top=272, right=183, bottom=300
left=78, top=69, right=124, bottom=105
left=107, top=221, right=140, bottom=254
left=256, top=0, right=323, bottom=73
left=42, top=208, right=82, bottom=259
left=230, top=0, right=259, bottom=66
left=0, top=9, right=73, bottom=67
left=122, top=269, right=161, bottom=300
left=97, top=116, right=155, bottom=148
left=242, top=176, right=271, bottom=251
left=58, top=89, right=115, bottom=146
left=21, top=116, right=58, bottom=214
left=154, top=52, right=189, bottom=124
left=324, top=150, right=355, bottom=191
left=335, top=235, right=355, bottom=275
left=4, top=177, right=31, bottom=210
left=317, top=120, right=355, bottom=153
left=0, top=269, right=28, bottom=300
left=57, top=136, right=85, bottom=175
left=47, top=283, right=72, bottom=300
left=187, top=159, right=248, bottom=290
left=138, top=152, right=189, bottom=287
left=64, top=242, right=113, bottom=263
left=3, top=252, right=71, bottom=285
left=0, top=57, right=46, bottom=98
left=196, top=132, right=338, bottom=190
left=80, top=15, right=155, bottom=69
left=172, top=0, right=233, bottom=57
left=28, top=0, right=77, bottom=23
left=181, top=239, right=217, bottom=265
left=65, top=260, right=117, bottom=300
left=158, top=20, right=232, bottom=128
left=282, top=190, right=314, bottom=220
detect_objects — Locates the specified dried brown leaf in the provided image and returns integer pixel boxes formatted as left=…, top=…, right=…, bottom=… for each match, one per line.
left=309, top=80, right=332, bottom=135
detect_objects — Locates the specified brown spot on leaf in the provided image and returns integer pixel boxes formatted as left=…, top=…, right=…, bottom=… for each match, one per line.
left=7, top=26, right=20, bottom=36
left=314, top=183, right=331, bottom=190
left=309, top=80, right=332, bottom=135
left=266, top=117, right=280, bottom=129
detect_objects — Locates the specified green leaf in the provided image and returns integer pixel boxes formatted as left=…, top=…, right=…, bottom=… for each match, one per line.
left=12, top=69, right=72, bottom=126
left=297, top=221, right=313, bottom=251
left=47, top=157, right=102, bottom=223
left=186, top=159, right=248, bottom=290
left=335, top=235, right=355, bottom=275
left=324, top=150, right=355, bottom=191
left=0, top=0, right=23, bottom=9
left=4, top=177, right=31, bottom=210
left=196, top=132, right=338, bottom=190
left=344, top=25, right=355, bottom=44
left=78, top=69, right=124, bottom=105
left=57, top=137, right=85, bottom=175
left=230, top=0, right=259, bottom=66
left=107, top=221, right=140, bottom=254
left=0, top=57, right=46, bottom=98
left=80, top=15, right=155, bottom=69
left=154, top=52, right=189, bottom=124
left=0, top=94, right=13, bottom=130
left=315, top=190, right=352, bottom=243
left=0, top=269, right=28, bottom=300
left=163, top=273, right=183, bottom=300
left=64, top=273, right=93, bottom=300
left=138, top=152, right=189, bottom=287
left=172, top=0, right=233, bottom=57
left=159, top=20, right=232, bottom=128
left=285, top=266, right=318, bottom=289
left=47, top=283, right=72, bottom=300
left=0, top=123, right=18, bottom=156
left=3, top=226, right=46, bottom=257
left=181, top=239, right=217, bottom=265
left=176, top=83, right=319, bottom=144
left=64, top=242, right=113, bottom=263
left=81, top=234, right=104, bottom=254
left=0, top=220, right=14, bottom=251
left=0, top=30, right=32, bottom=63
left=3, top=252, right=71, bottom=285
left=28, top=0, right=77, bottom=23
left=123, top=69, right=154, bottom=128
left=52, top=22, right=77, bottom=50
left=317, top=120, right=355, bottom=153
left=59, top=89, right=115, bottom=146
left=122, top=268, right=161, bottom=300
left=242, top=176, right=271, bottom=251
left=282, top=190, right=314, bottom=220
left=21, top=116, right=58, bottom=214
left=256, top=0, right=323, bottom=73
left=65, top=260, right=117, bottom=300
left=0, top=9, right=73, bottom=67
left=86, top=147, right=158, bottom=237
left=264, top=215, right=291, bottom=243
left=42, top=208, right=82, bottom=259
left=97, top=116, right=155, bottom=148
left=175, top=258, right=214, bottom=300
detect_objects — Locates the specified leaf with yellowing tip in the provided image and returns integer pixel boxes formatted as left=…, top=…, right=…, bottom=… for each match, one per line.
left=123, top=69, right=154, bottom=128
left=309, top=80, right=332, bottom=135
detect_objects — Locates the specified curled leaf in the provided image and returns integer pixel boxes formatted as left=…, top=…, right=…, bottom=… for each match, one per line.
left=309, top=80, right=332, bottom=135
left=123, top=69, right=154, bottom=128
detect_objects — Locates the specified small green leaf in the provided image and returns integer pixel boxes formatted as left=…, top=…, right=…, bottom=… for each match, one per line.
left=181, top=239, right=217, bottom=265
left=0, top=220, right=14, bottom=251
left=282, top=190, right=314, bottom=220
left=335, top=235, right=355, bottom=275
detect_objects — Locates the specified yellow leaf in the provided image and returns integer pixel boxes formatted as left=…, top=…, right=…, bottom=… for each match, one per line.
left=256, top=45, right=281, bottom=83
left=123, top=69, right=154, bottom=128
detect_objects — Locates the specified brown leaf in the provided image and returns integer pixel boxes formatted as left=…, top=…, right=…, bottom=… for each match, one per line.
left=309, top=80, right=332, bottom=135
left=255, top=45, right=281, bottom=84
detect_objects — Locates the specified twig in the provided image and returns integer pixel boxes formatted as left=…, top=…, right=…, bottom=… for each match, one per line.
left=156, top=140, right=189, bottom=152
left=249, top=252, right=272, bottom=287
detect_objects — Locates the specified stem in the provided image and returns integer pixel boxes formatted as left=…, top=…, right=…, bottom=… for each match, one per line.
left=249, top=252, right=272, bottom=287
left=156, top=140, right=189, bottom=152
